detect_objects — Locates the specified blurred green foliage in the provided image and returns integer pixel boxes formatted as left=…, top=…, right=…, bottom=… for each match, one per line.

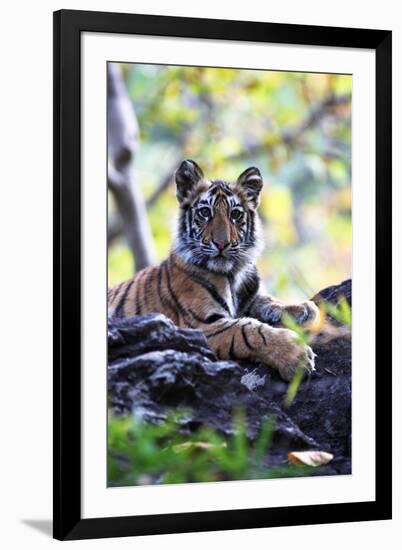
left=108, top=63, right=352, bottom=300
left=324, top=296, right=352, bottom=326
left=108, top=410, right=312, bottom=486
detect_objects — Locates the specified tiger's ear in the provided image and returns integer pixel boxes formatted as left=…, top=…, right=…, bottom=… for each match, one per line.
left=175, top=160, right=204, bottom=203
left=236, top=166, right=263, bottom=208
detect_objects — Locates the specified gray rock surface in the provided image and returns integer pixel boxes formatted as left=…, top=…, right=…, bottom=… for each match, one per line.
left=108, top=279, right=352, bottom=476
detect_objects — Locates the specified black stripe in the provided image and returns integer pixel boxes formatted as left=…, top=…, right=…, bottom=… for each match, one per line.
left=192, top=274, right=231, bottom=315
left=187, top=207, right=193, bottom=239
left=172, top=257, right=232, bottom=316
left=143, top=269, right=154, bottom=310
left=161, top=261, right=184, bottom=319
left=241, top=322, right=254, bottom=351
left=157, top=262, right=164, bottom=307
left=258, top=324, right=267, bottom=345
left=164, top=259, right=211, bottom=325
left=188, top=309, right=221, bottom=325
left=209, top=186, right=220, bottom=196
left=229, top=335, right=239, bottom=360
left=179, top=209, right=188, bottom=238
left=245, top=211, right=251, bottom=241
left=227, top=274, right=238, bottom=312
left=236, top=269, right=260, bottom=314
left=249, top=210, right=256, bottom=244
left=107, top=287, right=115, bottom=303
left=110, top=281, right=124, bottom=304
left=113, top=281, right=125, bottom=299
left=164, top=260, right=194, bottom=326
left=134, top=271, right=146, bottom=315
left=114, top=279, right=135, bottom=317
left=206, top=320, right=238, bottom=339
left=204, top=313, right=225, bottom=324
left=244, top=295, right=259, bottom=317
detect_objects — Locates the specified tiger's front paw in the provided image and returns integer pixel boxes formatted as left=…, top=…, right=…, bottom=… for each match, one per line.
left=263, top=300, right=319, bottom=328
left=270, top=328, right=316, bottom=382
left=283, top=300, right=320, bottom=328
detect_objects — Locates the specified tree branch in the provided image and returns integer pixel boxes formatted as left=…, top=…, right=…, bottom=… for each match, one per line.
left=226, top=93, right=351, bottom=163
left=142, top=93, right=351, bottom=207
left=146, top=163, right=178, bottom=209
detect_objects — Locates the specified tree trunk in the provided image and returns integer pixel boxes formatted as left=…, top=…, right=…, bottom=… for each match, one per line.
left=107, top=63, right=155, bottom=273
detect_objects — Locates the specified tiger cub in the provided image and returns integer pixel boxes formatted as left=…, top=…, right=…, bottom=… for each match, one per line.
left=108, top=160, right=319, bottom=381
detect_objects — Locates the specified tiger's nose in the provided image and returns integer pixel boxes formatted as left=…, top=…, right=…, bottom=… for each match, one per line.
left=213, top=239, right=229, bottom=251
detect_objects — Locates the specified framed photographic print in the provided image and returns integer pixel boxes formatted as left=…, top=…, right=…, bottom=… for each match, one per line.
left=53, top=9, right=392, bottom=541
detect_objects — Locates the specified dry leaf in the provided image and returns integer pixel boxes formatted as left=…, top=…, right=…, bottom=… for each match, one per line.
left=288, top=450, right=334, bottom=467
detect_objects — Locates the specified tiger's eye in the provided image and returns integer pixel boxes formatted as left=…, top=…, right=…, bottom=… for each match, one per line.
left=231, top=209, right=243, bottom=222
left=198, top=207, right=211, bottom=219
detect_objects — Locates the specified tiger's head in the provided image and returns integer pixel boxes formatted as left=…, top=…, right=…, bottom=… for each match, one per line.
left=173, top=159, right=264, bottom=275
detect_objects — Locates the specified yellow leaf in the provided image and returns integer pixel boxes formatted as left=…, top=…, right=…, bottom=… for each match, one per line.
left=288, top=451, right=334, bottom=467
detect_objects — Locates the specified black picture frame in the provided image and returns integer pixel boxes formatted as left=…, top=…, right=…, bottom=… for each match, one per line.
left=53, top=9, right=392, bottom=541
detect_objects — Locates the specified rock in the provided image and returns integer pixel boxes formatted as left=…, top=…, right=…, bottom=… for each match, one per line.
left=313, top=278, right=351, bottom=306
left=108, top=279, right=352, bottom=476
